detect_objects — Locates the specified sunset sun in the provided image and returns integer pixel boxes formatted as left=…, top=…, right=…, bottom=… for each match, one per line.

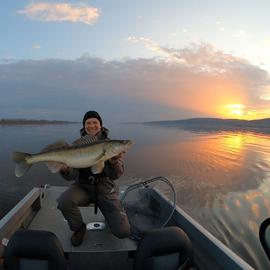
left=226, top=104, right=244, bottom=117
left=219, top=104, right=246, bottom=119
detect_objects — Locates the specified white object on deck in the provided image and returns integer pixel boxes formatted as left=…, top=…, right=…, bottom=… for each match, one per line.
left=1, top=238, right=9, bottom=247
left=87, top=222, right=106, bottom=231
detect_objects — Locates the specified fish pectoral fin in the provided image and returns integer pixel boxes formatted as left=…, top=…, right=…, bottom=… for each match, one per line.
left=46, top=162, right=65, bottom=173
left=90, top=150, right=108, bottom=174
left=91, top=162, right=105, bottom=174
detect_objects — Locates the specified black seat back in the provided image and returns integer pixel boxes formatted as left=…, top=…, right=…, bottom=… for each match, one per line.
left=4, top=230, right=68, bottom=270
left=134, top=226, right=193, bottom=270
left=259, top=217, right=270, bottom=262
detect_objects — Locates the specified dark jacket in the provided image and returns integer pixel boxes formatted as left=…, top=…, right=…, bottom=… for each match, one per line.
left=60, top=127, right=124, bottom=194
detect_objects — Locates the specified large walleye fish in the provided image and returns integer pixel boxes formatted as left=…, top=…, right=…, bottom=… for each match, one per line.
left=12, top=136, right=132, bottom=177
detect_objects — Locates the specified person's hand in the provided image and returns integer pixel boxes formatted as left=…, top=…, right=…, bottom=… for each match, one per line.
left=60, top=164, right=69, bottom=173
left=108, top=152, right=125, bottom=164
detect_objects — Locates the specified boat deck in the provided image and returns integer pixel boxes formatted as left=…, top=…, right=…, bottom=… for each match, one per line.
left=29, top=186, right=137, bottom=270
left=0, top=183, right=256, bottom=270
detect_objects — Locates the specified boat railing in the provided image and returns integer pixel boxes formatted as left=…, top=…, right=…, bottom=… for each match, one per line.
left=0, top=188, right=41, bottom=257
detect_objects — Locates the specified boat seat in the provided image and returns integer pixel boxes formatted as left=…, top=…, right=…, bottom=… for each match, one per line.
left=133, top=226, right=193, bottom=270
left=3, top=230, right=69, bottom=270
left=259, top=217, right=270, bottom=262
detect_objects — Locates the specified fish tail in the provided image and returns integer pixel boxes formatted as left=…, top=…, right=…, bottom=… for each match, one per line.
left=12, top=152, right=32, bottom=177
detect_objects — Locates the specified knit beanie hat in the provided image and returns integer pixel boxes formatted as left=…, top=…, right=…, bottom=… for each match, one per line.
left=83, top=111, right=103, bottom=127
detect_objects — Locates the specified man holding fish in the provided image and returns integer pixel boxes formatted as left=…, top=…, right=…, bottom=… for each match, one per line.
left=13, top=110, right=132, bottom=246
left=57, top=111, right=131, bottom=246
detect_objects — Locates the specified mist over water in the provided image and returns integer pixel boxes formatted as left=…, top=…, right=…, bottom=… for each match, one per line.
left=1, top=123, right=270, bottom=269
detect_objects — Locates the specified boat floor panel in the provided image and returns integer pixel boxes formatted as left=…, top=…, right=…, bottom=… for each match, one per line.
left=29, top=186, right=137, bottom=253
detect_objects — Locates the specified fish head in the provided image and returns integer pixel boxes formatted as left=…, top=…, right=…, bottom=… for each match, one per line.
left=104, top=140, right=132, bottom=158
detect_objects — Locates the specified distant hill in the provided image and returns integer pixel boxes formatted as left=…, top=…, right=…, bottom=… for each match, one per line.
left=0, top=119, right=79, bottom=125
left=144, top=117, right=270, bottom=133
left=146, top=117, right=270, bottom=127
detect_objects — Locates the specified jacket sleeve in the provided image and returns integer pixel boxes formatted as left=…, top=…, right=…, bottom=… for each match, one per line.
left=103, top=158, right=124, bottom=180
left=59, top=168, right=79, bottom=181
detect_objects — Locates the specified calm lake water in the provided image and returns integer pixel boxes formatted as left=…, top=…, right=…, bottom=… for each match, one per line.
left=1, top=123, right=270, bottom=269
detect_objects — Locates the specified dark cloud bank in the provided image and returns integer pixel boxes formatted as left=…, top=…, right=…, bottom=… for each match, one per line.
left=0, top=44, right=269, bottom=123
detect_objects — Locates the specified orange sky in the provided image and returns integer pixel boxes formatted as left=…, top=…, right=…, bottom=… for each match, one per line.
left=126, top=56, right=270, bottom=120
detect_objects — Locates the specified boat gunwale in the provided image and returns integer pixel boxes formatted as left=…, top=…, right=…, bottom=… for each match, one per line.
left=0, top=188, right=40, bottom=256
left=153, top=189, right=255, bottom=270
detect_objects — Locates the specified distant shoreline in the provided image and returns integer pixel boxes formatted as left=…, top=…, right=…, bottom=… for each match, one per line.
left=143, top=117, right=270, bottom=134
left=0, top=119, right=79, bottom=125
left=144, top=117, right=270, bottom=127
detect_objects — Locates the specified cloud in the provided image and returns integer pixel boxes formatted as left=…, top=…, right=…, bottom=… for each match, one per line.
left=0, top=43, right=270, bottom=122
left=0, top=58, right=16, bottom=64
left=127, top=37, right=167, bottom=56
left=215, top=21, right=223, bottom=25
left=128, top=37, right=244, bottom=69
left=234, top=30, right=249, bottom=38
left=32, top=44, right=41, bottom=49
left=17, top=2, right=100, bottom=25
left=260, top=86, right=270, bottom=101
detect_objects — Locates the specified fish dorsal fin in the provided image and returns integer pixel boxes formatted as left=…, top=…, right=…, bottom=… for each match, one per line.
left=72, top=135, right=98, bottom=146
left=42, top=140, right=68, bottom=152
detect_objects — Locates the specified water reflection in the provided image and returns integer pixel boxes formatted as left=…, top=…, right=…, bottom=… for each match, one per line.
left=1, top=124, right=270, bottom=269
left=126, top=127, right=270, bottom=269
left=129, top=131, right=269, bottom=189
left=196, top=180, right=270, bottom=269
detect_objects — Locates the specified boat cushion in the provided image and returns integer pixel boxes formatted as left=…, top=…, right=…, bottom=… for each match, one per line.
left=4, top=230, right=67, bottom=270
left=20, top=259, right=48, bottom=270
left=151, top=253, right=179, bottom=270
left=134, top=226, right=193, bottom=270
